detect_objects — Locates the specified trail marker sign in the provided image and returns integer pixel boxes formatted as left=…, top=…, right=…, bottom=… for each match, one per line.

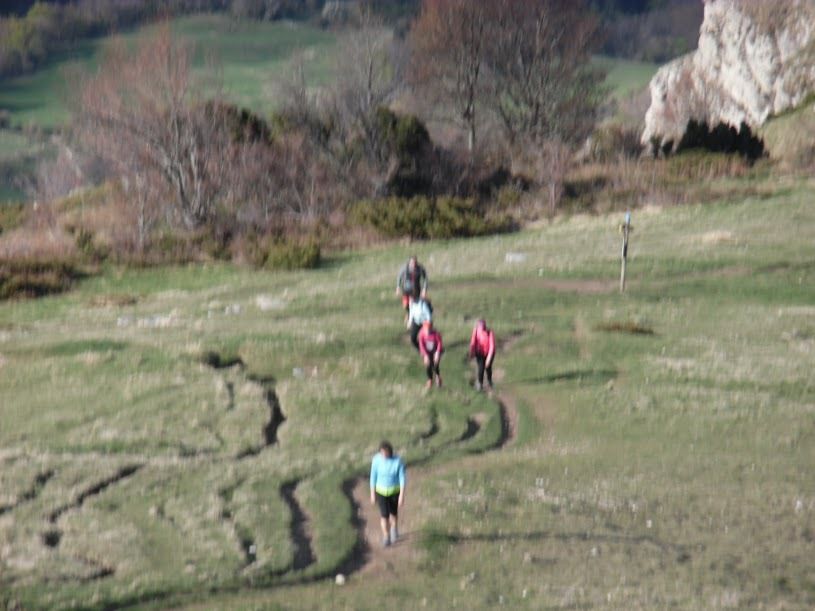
left=619, top=211, right=633, bottom=293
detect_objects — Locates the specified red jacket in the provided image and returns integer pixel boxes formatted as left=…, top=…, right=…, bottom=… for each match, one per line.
left=418, top=327, right=443, bottom=359
left=469, top=326, right=495, bottom=360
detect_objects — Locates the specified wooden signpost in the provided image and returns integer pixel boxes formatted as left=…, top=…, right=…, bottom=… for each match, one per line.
left=620, top=211, right=632, bottom=293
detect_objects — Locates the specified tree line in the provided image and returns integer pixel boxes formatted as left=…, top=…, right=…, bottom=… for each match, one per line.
left=0, top=0, right=699, bottom=81
left=22, top=0, right=604, bottom=266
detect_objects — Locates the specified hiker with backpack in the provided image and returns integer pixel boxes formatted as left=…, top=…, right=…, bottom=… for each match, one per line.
left=396, top=256, right=428, bottom=315
left=418, top=319, right=444, bottom=389
left=407, top=295, right=433, bottom=351
left=468, top=319, right=495, bottom=391
left=370, top=440, right=406, bottom=547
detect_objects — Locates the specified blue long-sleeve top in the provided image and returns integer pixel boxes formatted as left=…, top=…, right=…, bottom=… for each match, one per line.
left=370, top=453, right=406, bottom=496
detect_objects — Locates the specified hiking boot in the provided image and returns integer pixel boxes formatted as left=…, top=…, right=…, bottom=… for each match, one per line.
left=435, top=375, right=443, bottom=388
left=390, top=526, right=399, bottom=543
left=382, top=535, right=391, bottom=548
left=474, top=381, right=482, bottom=392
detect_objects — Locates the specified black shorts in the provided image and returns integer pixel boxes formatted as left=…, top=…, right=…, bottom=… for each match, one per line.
left=375, top=492, right=399, bottom=518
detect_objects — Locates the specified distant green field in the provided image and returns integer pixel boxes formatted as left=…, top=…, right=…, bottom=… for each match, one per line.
left=0, top=14, right=338, bottom=204
left=0, top=14, right=338, bottom=130
left=1, top=173, right=815, bottom=609
left=595, top=55, right=659, bottom=98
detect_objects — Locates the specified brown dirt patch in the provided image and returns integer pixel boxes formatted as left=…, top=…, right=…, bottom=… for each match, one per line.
left=351, top=476, right=425, bottom=579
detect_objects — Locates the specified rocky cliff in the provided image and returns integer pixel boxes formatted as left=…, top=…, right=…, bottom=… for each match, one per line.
left=641, top=0, right=815, bottom=152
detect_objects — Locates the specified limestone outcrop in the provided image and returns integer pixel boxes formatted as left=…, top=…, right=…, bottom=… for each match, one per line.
left=642, top=0, right=815, bottom=152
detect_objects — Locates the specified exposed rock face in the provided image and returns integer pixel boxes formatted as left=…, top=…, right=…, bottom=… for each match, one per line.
left=642, top=0, right=815, bottom=152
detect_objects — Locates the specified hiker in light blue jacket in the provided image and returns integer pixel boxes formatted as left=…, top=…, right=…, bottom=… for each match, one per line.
left=370, top=440, right=406, bottom=547
left=407, top=296, right=432, bottom=351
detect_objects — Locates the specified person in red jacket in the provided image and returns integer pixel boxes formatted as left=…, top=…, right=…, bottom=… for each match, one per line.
left=468, top=319, right=495, bottom=391
left=417, top=319, right=443, bottom=389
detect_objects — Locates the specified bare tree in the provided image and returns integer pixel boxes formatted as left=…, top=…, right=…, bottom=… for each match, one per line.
left=75, top=25, right=225, bottom=231
left=333, top=5, right=401, bottom=162
left=409, top=0, right=488, bottom=153
left=485, top=0, right=602, bottom=147
left=31, top=142, right=84, bottom=203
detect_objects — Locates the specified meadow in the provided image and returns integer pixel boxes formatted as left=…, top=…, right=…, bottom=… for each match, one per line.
left=0, top=14, right=337, bottom=130
left=1, top=172, right=814, bottom=609
left=0, top=14, right=338, bottom=203
left=594, top=55, right=658, bottom=99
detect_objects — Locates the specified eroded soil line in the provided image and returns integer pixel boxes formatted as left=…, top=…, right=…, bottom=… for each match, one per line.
left=0, top=469, right=54, bottom=516
left=200, top=352, right=286, bottom=458
left=280, top=480, right=316, bottom=571
left=47, top=464, right=142, bottom=525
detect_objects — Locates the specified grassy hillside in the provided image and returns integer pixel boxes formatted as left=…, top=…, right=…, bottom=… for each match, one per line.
left=0, top=14, right=338, bottom=203
left=0, top=14, right=337, bottom=129
left=1, top=174, right=814, bottom=609
left=595, top=55, right=658, bottom=99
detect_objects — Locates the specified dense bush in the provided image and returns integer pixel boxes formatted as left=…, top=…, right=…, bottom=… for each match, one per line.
left=369, top=107, right=434, bottom=197
left=264, top=240, right=321, bottom=270
left=0, top=259, right=80, bottom=299
left=0, top=202, right=25, bottom=235
left=590, top=125, right=644, bottom=161
left=374, top=106, right=430, bottom=160
left=209, top=102, right=272, bottom=144
left=352, top=196, right=511, bottom=240
left=73, top=227, right=108, bottom=263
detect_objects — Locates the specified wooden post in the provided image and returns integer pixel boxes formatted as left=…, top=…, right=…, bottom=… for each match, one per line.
left=620, top=211, right=632, bottom=293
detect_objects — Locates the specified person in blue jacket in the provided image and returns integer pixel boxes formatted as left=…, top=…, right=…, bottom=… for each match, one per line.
left=369, top=440, right=406, bottom=547
left=407, top=295, right=432, bottom=351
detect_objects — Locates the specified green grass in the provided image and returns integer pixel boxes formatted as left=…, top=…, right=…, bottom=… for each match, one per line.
left=2, top=176, right=815, bottom=609
left=595, top=55, right=659, bottom=99
left=0, top=14, right=338, bottom=130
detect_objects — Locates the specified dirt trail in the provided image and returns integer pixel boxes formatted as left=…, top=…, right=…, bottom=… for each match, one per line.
left=348, top=338, right=524, bottom=579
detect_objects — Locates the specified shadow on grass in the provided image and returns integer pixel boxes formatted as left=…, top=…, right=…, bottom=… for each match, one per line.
left=424, top=528, right=695, bottom=559
left=47, top=339, right=128, bottom=357
left=513, top=368, right=618, bottom=385
left=336, top=477, right=370, bottom=577
left=595, top=321, right=655, bottom=335
left=0, top=260, right=90, bottom=301
left=280, top=480, right=317, bottom=571
left=0, top=470, right=54, bottom=516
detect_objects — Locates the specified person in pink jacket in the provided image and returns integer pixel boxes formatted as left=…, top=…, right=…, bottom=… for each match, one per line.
left=417, top=319, right=443, bottom=389
left=468, top=319, right=495, bottom=391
